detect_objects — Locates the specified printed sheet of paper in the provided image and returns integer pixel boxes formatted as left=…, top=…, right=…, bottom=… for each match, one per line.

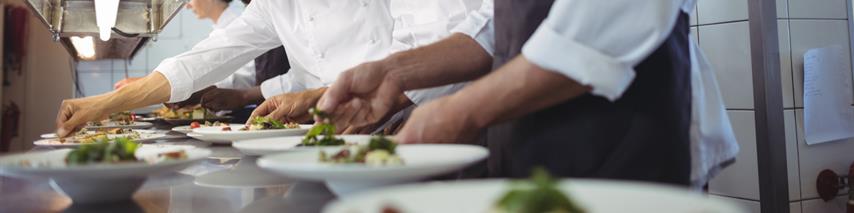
left=803, top=46, right=854, bottom=145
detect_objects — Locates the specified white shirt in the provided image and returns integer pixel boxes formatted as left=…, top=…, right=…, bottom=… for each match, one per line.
left=211, top=7, right=256, bottom=90
left=453, top=0, right=738, bottom=187
left=157, top=0, right=479, bottom=103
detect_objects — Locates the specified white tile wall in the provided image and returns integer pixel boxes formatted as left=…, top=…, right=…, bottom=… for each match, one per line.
left=795, top=109, right=854, bottom=199
left=789, top=20, right=851, bottom=108
left=779, top=20, right=795, bottom=108
left=788, top=0, right=849, bottom=19
left=697, top=0, right=749, bottom=24
left=710, top=195, right=760, bottom=213
left=801, top=197, right=848, bottom=213
left=792, top=201, right=803, bottom=213
left=709, top=110, right=760, bottom=200
left=698, top=21, right=754, bottom=109
left=777, top=0, right=789, bottom=18
left=784, top=110, right=801, bottom=200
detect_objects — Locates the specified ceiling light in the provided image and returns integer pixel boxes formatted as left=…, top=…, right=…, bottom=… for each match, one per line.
left=94, top=0, right=120, bottom=41
left=70, top=36, right=96, bottom=59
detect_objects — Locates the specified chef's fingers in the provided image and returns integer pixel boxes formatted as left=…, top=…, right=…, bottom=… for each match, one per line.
left=56, top=101, right=75, bottom=137
left=319, top=70, right=355, bottom=112
left=248, top=100, right=275, bottom=125
left=266, top=102, right=293, bottom=124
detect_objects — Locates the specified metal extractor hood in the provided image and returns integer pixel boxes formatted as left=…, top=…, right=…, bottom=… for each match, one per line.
left=24, top=0, right=186, bottom=60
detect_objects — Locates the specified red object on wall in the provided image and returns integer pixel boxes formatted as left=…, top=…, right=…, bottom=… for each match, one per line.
left=1, top=102, right=19, bottom=152
left=3, top=5, right=28, bottom=85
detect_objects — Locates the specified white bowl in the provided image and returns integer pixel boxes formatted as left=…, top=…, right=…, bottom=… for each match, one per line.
left=190, top=124, right=312, bottom=142
left=324, top=179, right=747, bottom=213
left=233, top=135, right=373, bottom=156
left=0, top=146, right=211, bottom=203
left=257, top=144, right=488, bottom=195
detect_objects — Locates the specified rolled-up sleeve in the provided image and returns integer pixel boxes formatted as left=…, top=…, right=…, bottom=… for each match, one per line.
left=521, top=0, right=684, bottom=101
left=155, top=0, right=281, bottom=103
left=450, top=0, right=494, bottom=56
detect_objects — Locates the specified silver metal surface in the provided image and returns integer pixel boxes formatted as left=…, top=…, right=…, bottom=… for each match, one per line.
left=22, top=0, right=186, bottom=60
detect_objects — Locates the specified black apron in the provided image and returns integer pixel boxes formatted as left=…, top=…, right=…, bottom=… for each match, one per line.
left=487, top=0, right=692, bottom=186
left=231, top=46, right=291, bottom=123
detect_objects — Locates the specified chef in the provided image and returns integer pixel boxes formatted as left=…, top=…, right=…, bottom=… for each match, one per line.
left=318, top=0, right=739, bottom=186
left=55, top=1, right=479, bottom=136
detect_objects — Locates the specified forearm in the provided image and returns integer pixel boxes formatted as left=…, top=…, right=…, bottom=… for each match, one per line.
left=103, top=72, right=172, bottom=112
left=242, top=86, right=265, bottom=105
left=448, top=56, right=590, bottom=129
left=384, top=33, right=492, bottom=91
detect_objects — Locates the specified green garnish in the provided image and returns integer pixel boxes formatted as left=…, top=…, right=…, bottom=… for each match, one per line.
left=65, top=137, right=140, bottom=165
left=367, top=135, right=396, bottom=154
left=494, top=168, right=586, bottom=213
left=251, top=116, right=287, bottom=129
left=302, top=108, right=345, bottom=146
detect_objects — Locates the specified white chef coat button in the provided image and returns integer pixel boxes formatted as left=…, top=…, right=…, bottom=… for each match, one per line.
left=369, top=39, right=377, bottom=44
left=309, top=16, right=315, bottom=22
left=361, top=1, right=368, bottom=7
left=318, top=52, right=325, bottom=59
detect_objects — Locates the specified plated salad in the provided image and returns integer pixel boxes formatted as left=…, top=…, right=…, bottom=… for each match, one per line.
left=65, top=138, right=187, bottom=166
left=319, top=135, right=403, bottom=166
left=87, top=111, right=135, bottom=126
left=301, top=108, right=345, bottom=146
left=237, top=117, right=299, bottom=131
left=154, top=105, right=214, bottom=120
left=59, top=128, right=140, bottom=144
left=492, top=168, right=585, bottom=213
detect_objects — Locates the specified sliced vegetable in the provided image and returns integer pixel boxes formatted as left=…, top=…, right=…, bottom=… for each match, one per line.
left=301, top=108, right=345, bottom=146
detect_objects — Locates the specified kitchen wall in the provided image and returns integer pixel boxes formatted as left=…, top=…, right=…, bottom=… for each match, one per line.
left=1, top=0, right=74, bottom=152
left=699, top=0, right=854, bottom=212
left=75, top=2, right=244, bottom=96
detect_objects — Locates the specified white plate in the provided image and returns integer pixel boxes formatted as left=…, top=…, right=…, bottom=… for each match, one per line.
left=40, top=133, right=58, bottom=139
left=33, top=130, right=168, bottom=148
left=187, top=132, right=232, bottom=144
left=324, top=179, right=746, bottom=213
left=191, top=124, right=312, bottom=142
left=171, top=125, right=194, bottom=133
left=233, top=135, right=373, bottom=156
left=85, top=121, right=153, bottom=130
left=0, top=145, right=210, bottom=203
left=258, top=144, right=488, bottom=195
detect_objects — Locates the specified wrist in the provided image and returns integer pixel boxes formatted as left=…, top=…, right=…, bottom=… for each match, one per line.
left=444, top=92, right=489, bottom=131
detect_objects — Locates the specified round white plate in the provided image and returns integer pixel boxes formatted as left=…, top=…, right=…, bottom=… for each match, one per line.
left=171, top=125, right=193, bottom=133
left=324, top=179, right=746, bottom=213
left=85, top=121, right=153, bottom=130
left=258, top=144, right=488, bottom=195
left=0, top=145, right=210, bottom=203
left=0, top=145, right=210, bottom=178
left=33, top=130, right=168, bottom=148
left=233, top=135, right=373, bottom=156
left=191, top=124, right=312, bottom=142
left=187, top=132, right=232, bottom=144
left=40, top=133, right=58, bottom=139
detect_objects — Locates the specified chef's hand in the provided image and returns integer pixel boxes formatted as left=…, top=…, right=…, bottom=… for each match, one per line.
left=113, top=77, right=142, bottom=89
left=200, top=88, right=253, bottom=111
left=56, top=95, right=109, bottom=137
left=164, top=86, right=215, bottom=109
left=317, top=61, right=404, bottom=129
left=395, top=96, right=479, bottom=144
left=249, top=88, right=327, bottom=124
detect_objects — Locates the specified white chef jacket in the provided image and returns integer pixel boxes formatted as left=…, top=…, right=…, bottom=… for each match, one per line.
left=453, top=0, right=739, bottom=187
left=211, top=6, right=256, bottom=90
left=156, top=0, right=479, bottom=103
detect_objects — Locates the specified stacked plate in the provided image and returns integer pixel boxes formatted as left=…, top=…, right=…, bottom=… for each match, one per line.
left=34, top=130, right=168, bottom=148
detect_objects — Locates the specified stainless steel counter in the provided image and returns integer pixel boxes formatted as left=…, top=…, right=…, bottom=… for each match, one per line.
left=0, top=139, right=338, bottom=213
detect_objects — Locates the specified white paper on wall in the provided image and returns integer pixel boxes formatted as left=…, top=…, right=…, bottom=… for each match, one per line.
left=803, top=46, right=854, bottom=145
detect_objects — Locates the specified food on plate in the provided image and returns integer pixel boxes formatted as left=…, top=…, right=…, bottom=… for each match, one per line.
left=492, top=168, right=585, bottom=213
left=189, top=121, right=225, bottom=129
left=154, top=105, right=214, bottom=120
left=301, top=108, right=345, bottom=146
left=237, top=117, right=299, bottom=131
left=87, top=111, right=135, bottom=126
left=65, top=137, right=140, bottom=165
left=59, top=128, right=140, bottom=144
left=319, top=135, right=403, bottom=166
left=65, top=138, right=187, bottom=166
